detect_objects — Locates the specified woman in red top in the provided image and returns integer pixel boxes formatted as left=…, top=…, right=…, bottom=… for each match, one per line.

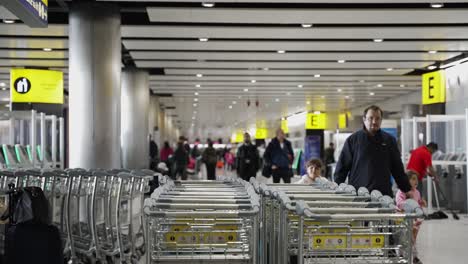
left=160, top=141, right=174, bottom=162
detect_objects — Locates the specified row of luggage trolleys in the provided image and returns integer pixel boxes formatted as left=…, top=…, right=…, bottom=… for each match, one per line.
left=250, top=178, right=424, bottom=264
left=144, top=177, right=260, bottom=263
left=0, top=168, right=154, bottom=264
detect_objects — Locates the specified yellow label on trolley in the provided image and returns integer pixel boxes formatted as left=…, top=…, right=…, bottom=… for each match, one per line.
left=165, top=224, right=239, bottom=246
left=351, top=235, right=385, bottom=249
left=311, top=235, right=347, bottom=249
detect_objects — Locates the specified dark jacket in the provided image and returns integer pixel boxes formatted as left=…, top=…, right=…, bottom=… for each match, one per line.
left=237, top=143, right=260, bottom=177
left=264, top=138, right=294, bottom=170
left=150, top=140, right=158, bottom=159
left=334, top=129, right=411, bottom=196
left=174, top=146, right=189, bottom=166
left=202, top=146, right=218, bottom=165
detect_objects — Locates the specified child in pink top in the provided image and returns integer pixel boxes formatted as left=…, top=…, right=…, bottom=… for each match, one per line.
left=396, top=170, right=426, bottom=264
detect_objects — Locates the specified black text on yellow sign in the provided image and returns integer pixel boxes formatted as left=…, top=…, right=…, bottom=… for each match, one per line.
left=422, top=70, right=446, bottom=105
left=306, top=113, right=326, bottom=130
left=10, top=69, right=64, bottom=104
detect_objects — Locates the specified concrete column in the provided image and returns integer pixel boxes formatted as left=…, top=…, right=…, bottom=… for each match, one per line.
left=121, top=69, right=150, bottom=169
left=69, top=2, right=121, bottom=169
left=402, top=104, right=422, bottom=119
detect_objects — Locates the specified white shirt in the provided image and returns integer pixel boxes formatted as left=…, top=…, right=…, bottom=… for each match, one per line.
left=294, top=175, right=327, bottom=185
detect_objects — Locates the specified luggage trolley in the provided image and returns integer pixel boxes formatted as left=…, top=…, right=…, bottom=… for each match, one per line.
left=250, top=178, right=368, bottom=264
left=144, top=177, right=260, bottom=263
left=294, top=199, right=423, bottom=264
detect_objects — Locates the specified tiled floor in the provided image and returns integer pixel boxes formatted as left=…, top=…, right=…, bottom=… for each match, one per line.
left=418, top=214, right=468, bottom=264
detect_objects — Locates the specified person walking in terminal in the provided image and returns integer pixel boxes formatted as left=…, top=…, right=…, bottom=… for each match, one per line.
left=407, top=142, right=439, bottom=194
left=334, top=105, right=412, bottom=197
left=295, top=159, right=328, bottom=185
left=173, top=139, right=189, bottom=180
left=202, top=139, right=218, bottom=180
left=264, top=128, right=295, bottom=183
left=236, top=132, right=260, bottom=181
left=324, top=142, right=336, bottom=178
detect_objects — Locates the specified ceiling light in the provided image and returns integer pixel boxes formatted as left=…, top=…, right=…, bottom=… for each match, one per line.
left=277, top=50, right=286, bottom=54
left=196, top=84, right=201, bottom=88
left=5, top=104, right=9, bottom=108
left=194, top=98, right=198, bottom=102
left=193, top=103, right=198, bottom=107
left=286, top=92, right=291, bottom=96
left=298, top=84, right=303, bottom=88
left=373, top=39, right=384, bottom=43
left=1, top=88, right=6, bottom=91
left=377, top=84, right=383, bottom=87
left=232, top=101, right=237, bottom=104
left=428, top=50, right=438, bottom=54
left=263, top=68, right=269, bottom=71
left=275, top=98, right=280, bottom=102
left=228, top=105, right=233, bottom=109
left=337, top=89, right=342, bottom=92
left=345, top=96, right=350, bottom=99
left=192, top=123, right=195, bottom=126
left=3, top=19, right=15, bottom=24
left=430, top=3, right=444, bottom=8
left=243, top=88, right=249, bottom=92
left=192, top=116, right=196, bottom=120
left=0, top=82, right=5, bottom=87
left=194, top=92, right=199, bottom=96
left=199, top=38, right=209, bottom=42
left=306, top=101, right=311, bottom=105
left=427, top=65, right=438, bottom=70
left=338, top=60, right=346, bottom=63
left=196, top=73, right=203, bottom=78
left=369, top=92, right=375, bottom=96
left=360, top=80, right=365, bottom=83
left=321, top=95, right=325, bottom=98
left=301, top=23, right=313, bottom=28
left=400, top=84, right=406, bottom=88
left=313, top=111, right=321, bottom=114
left=440, top=57, right=468, bottom=69
left=43, top=48, right=53, bottom=52
left=202, top=2, right=215, bottom=7
left=386, top=68, right=393, bottom=71
left=194, top=111, right=197, bottom=114
left=314, top=74, right=321, bottom=78
left=251, top=80, right=256, bottom=83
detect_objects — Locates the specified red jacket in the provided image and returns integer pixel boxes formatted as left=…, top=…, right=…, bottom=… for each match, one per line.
left=160, top=147, right=174, bottom=162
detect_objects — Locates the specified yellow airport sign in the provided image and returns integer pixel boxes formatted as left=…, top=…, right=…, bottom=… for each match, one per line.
left=422, top=70, right=446, bottom=105
left=306, top=113, right=327, bottom=130
left=10, top=69, right=63, bottom=104
left=281, top=119, right=289, bottom=134
left=255, top=128, right=268, bottom=139
left=339, top=113, right=348, bottom=129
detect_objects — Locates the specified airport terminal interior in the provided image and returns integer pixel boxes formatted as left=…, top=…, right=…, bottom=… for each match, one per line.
left=1, top=0, right=468, bottom=263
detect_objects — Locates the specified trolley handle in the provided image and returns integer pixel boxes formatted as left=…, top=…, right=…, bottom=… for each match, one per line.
left=144, top=205, right=260, bottom=217
left=296, top=200, right=423, bottom=220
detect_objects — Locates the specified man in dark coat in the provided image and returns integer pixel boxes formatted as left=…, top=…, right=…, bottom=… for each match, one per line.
left=264, top=128, right=295, bottom=183
left=334, top=105, right=412, bottom=197
left=236, top=132, right=260, bottom=181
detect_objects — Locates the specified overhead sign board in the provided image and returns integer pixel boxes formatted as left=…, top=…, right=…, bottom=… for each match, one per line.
left=10, top=69, right=63, bottom=104
left=338, top=113, right=348, bottom=129
left=422, top=70, right=446, bottom=105
left=255, top=128, right=268, bottom=139
left=1, top=0, right=48, bottom=28
left=306, top=113, right=327, bottom=130
left=281, top=119, right=289, bottom=134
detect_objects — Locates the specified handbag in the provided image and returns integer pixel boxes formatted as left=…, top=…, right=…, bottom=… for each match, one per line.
left=261, top=160, right=272, bottom=178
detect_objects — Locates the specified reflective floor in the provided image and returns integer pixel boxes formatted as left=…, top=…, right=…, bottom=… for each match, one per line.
left=418, top=214, right=468, bottom=264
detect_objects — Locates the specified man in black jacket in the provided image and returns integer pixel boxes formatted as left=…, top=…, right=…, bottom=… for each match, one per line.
left=264, top=128, right=295, bottom=183
left=236, top=132, right=260, bottom=181
left=334, top=105, right=412, bottom=197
